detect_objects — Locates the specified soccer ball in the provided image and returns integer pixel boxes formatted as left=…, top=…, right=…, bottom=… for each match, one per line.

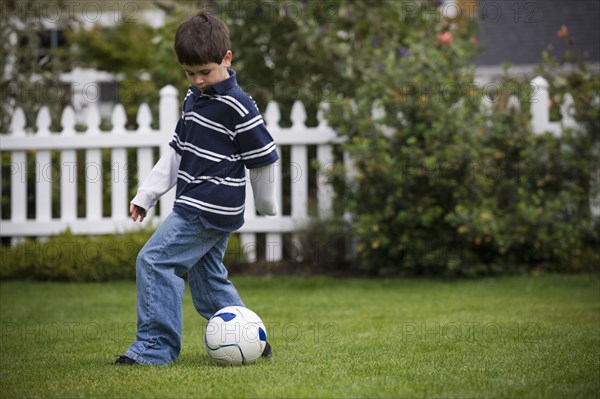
left=204, top=306, right=267, bottom=366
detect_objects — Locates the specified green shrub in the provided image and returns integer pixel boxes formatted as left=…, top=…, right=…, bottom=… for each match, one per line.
left=0, top=230, right=245, bottom=282
left=445, top=107, right=600, bottom=275
left=327, top=3, right=599, bottom=276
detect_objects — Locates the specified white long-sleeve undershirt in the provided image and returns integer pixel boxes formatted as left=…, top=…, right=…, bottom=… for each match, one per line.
left=130, top=147, right=180, bottom=212
left=249, top=164, right=278, bottom=216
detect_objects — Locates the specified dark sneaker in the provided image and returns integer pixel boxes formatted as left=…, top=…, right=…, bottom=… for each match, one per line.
left=114, top=355, right=136, bottom=365
left=262, top=342, right=272, bottom=358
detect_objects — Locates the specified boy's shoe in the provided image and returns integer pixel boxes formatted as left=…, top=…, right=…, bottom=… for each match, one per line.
left=114, top=355, right=136, bottom=365
left=262, top=342, right=272, bottom=358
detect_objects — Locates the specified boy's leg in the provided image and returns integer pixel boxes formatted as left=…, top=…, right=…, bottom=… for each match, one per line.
left=123, top=212, right=225, bottom=365
left=187, top=233, right=244, bottom=320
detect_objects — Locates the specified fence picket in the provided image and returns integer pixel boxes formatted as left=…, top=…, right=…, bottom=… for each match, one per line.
left=266, top=232, right=283, bottom=262
left=317, top=144, right=334, bottom=218
left=61, top=106, right=76, bottom=133
left=134, top=103, right=155, bottom=219
left=111, top=147, right=128, bottom=221
left=274, top=147, right=283, bottom=213
left=239, top=233, right=257, bottom=263
left=507, top=95, right=520, bottom=110
left=273, top=145, right=284, bottom=260
left=108, top=103, right=137, bottom=222
left=85, top=104, right=109, bottom=221
left=35, top=107, right=52, bottom=222
left=158, top=87, right=178, bottom=221
left=290, top=101, right=307, bottom=127
left=137, top=104, right=152, bottom=131
left=112, top=103, right=127, bottom=131
left=241, top=166, right=258, bottom=262
left=1, top=109, right=22, bottom=220
left=561, top=93, right=577, bottom=129
left=85, top=148, right=103, bottom=220
left=58, top=106, right=77, bottom=223
left=264, top=101, right=281, bottom=127
left=60, top=148, right=77, bottom=222
left=288, top=140, right=304, bottom=258
left=10, top=108, right=27, bottom=226
left=291, top=145, right=308, bottom=219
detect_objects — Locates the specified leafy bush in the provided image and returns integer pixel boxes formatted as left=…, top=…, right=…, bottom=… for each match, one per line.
left=327, top=3, right=599, bottom=276
left=0, top=230, right=245, bottom=282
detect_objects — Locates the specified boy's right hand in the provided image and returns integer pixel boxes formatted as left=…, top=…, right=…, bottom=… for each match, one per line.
left=130, top=203, right=147, bottom=222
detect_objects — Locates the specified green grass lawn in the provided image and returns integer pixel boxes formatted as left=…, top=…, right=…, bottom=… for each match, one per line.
left=1, top=275, right=599, bottom=398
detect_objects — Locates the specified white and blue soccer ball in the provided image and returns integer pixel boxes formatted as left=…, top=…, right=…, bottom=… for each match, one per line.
left=204, top=306, right=267, bottom=366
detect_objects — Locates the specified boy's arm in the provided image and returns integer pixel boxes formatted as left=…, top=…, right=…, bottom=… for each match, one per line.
left=130, top=146, right=181, bottom=221
left=249, top=165, right=278, bottom=216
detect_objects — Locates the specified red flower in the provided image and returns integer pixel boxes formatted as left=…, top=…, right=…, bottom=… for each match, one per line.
left=557, top=25, right=569, bottom=38
left=438, top=31, right=454, bottom=45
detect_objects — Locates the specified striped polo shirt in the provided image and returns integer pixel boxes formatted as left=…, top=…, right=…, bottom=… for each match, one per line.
left=169, top=69, right=279, bottom=232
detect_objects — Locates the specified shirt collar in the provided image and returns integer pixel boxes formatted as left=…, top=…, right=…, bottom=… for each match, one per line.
left=190, top=69, right=237, bottom=97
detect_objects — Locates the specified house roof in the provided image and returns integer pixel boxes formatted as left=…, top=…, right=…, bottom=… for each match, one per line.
left=475, top=0, right=600, bottom=66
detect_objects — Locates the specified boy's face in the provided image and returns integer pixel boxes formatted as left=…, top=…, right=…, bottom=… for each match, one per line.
left=183, top=51, right=232, bottom=91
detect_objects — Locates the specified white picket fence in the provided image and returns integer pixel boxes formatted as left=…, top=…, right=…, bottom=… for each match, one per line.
left=1, top=76, right=598, bottom=262
left=0, top=85, right=342, bottom=262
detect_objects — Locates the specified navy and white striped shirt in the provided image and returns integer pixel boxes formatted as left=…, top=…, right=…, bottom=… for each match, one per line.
left=169, top=69, right=279, bottom=231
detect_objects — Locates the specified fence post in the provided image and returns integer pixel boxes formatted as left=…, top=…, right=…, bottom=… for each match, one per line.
left=158, top=85, right=179, bottom=219
left=531, top=76, right=549, bottom=134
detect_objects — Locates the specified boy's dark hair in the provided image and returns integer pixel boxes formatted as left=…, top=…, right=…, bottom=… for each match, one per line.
left=174, top=11, right=230, bottom=65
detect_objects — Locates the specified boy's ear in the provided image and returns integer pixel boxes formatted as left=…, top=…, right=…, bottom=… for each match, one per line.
left=221, top=50, right=232, bottom=67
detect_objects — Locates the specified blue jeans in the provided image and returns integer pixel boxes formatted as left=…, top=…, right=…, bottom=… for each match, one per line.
left=124, top=211, right=244, bottom=365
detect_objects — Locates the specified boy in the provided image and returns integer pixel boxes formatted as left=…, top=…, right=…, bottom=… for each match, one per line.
left=115, top=11, right=278, bottom=365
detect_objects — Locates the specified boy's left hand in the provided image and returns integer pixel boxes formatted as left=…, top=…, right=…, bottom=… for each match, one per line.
left=130, top=204, right=147, bottom=222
